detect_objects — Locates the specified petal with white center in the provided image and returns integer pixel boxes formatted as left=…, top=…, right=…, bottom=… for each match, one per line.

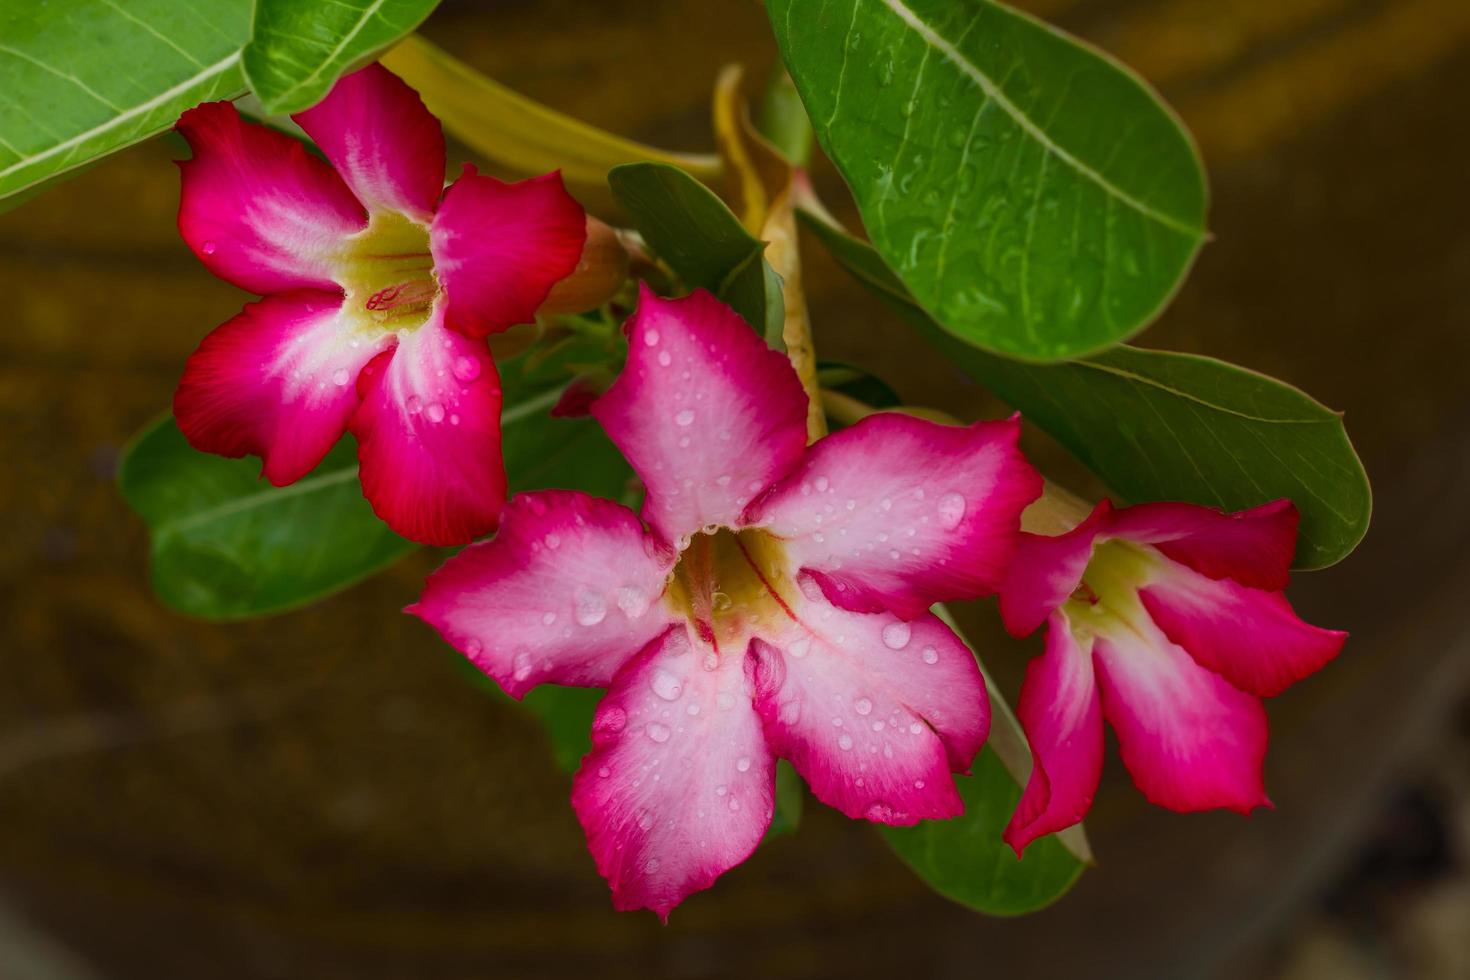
left=571, top=626, right=775, bottom=920
left=348, top=305, right=504, bottom=545
left=592, top=288, right=809, bottom=544
left=747, top=414, right=1041, bottom=619
left=173, top=290, right=392, bottom=485
left=745, top=594, right=989, bottom=824
left=176, top=102, right=366, bottom=295
left=1003, top=610, right=1105, bottom=855
left=292, top=64, right=446, bottom=223
left=1092, top=617, right=1271, bottom=814
left=408, top=490, right=677, bottom=697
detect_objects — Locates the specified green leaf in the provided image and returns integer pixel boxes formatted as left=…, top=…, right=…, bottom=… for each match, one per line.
left=768, top=760, right=805, bottom=836
left=818, top=360, right=902, bottom=413
left=0, top=0, right=251, bottom=204
left=118, top=346, right=633, bottom=619
left=244, top=0, right=440, bottom=115
left=769, top=0, right=1207, bottom=361
left=803, top=216, right=1371, bottom=568
left=882, top=748, right=1084, bottom=915
left=608, top=162, right=784, bottom=344
left=118, top=418, right=414, bottom=620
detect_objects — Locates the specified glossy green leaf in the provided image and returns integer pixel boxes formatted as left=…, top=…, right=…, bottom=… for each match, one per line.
left=608, top=162, right=784, bottom=344
left=768, top=760, right=805, bottom=837
left=0, top=0, right=251, bottom=204
left=769, top=0, right=1207, bottom=361
left=118, top=347, right=633, bottom=619
left=803, top=216, right=1371, bottom=568
left=244, top=0, right=440, bottom=115
left=882, top=748, right=1084, bottom=915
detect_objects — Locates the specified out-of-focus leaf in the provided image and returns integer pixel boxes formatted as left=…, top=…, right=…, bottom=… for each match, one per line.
left=803, top=216, right=1371, bottom=568
left=381, top=35, right=720, bottom=188
left=882, top=748, right=1086, bottom=915
left=769, top=0, right=1207, bottom=361
left=818, top=361, right=902, bottom=421
left=244, top=0, right=440, bottom=114
left=0, top=0, right=250, bottom=205
left=755, top=67, right=814, bottom=167
left=608, top=162, right=783, bottom=343
left=768, top=760, right=805, bottom=836
left=118, top=344, right=633, bottom=619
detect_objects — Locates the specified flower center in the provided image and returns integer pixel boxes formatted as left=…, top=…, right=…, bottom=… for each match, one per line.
left=666, top=528, right=797, bottom=653
left=1063, top=538, right=1156, bottom=636
left=337, top=211, right=437, bottom=332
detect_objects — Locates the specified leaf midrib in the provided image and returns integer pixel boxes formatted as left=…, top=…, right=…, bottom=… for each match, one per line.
left=873, top=0, right=1201, bottom=238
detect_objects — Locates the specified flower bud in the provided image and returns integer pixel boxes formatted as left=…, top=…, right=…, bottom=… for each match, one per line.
left=538, top=217, right=630, bottom=316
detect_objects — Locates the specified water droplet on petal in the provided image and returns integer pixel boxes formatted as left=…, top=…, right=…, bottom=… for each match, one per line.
left=644, top=857, right=660, bottom=872
left=541, top=611, right=557, bottom=626
left=675, top=409, right=695, bottom=426
left=425, top=402, right=446, bottom=423
left=914, top=779, right=926, bottom=789
left=643, top=329, right=660, bottom=346
left=598, top=766, right=611, bottom=778
left=452, top=355, right=481, bottom=382
left=512, top=651, right=533, bottom=681
left=921, top=646, right=939, bottom=664
left=838, top=734, right=854, bottom=750
left=465, top=639, right=483, bottom=656
left=331, top=368, right=350, bottom=387
left=788, top=637, right=811, bottom=659
left=815, top=476, right=829, bottom=492
left=881, top=622, right=911, bottom=650
left=574, top=588, right=607, bottom=626
left=909, top=721, right=924, bottom=735
left=201, top=240, right=217, bottom=255
left=637, top=809, right=654, bottom=830
left=736, top=756, right=751, bottom=772
left=658, top=350, right=672, bottom=367
left=646, top=722, right=672, bottom=743
left=650, top=668, right=683, bottom=701
left=406, top=395, right=423, bottom=414
left=937, top=491, right=966, bottom=529
left=854, top=697, right=873, bottom=716
left=880, top=497, right=893, bottom=511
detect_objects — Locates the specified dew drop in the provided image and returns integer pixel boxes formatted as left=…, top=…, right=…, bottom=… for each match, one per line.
left=406, top=395, right=423, bottom=414
left=598, top=766, right=611, bottom=778
left=937, top=491, right=966, bottom=529
left=425, top=402, right=446, bottom=423
left=814, top=476, right=830, bottom=492
left=643, top=329, right=660, bottom=346
left=881, top=622, right=911, bottom=650
left=854, top=697, right=873, bottom=716
left=637, top=810, right=654, bottom=830
left=512, top=651, right=533, bottom=681
left=574, top=587, right=607, bottom=626
left=650, top=668, right=683, bottom=701
left=909, top=721, right=924, bottom=735
left=838, top=734, right=854, bottom=750
left=728, top=797, right=741, bottom=812
left=646, top=722, right=672, bottom=743
left=686, top=703, right=700, bottom=716
left=331, top=368, right=350, bottom=387
left=465, top=639, right=483, bottom=656
left=736, top=756, right=751, bottom=772
left=787, top=637, right=811, bottom=659
left=541, top=611, right=557, bottom=626
left=644, top=857, right=660, bottom=873
left=451, top=355, right=481, bottom=382
left=921, top=646, right=939, bottom=664
left=915, top=779, right=926, bottom=789
left=880, top=497, right=893, bottom=511
left=658, top=350, right=672, bottom=367
left=201, top=240, right=217, bottom=255
left=675, top=409, right=695, bottom=426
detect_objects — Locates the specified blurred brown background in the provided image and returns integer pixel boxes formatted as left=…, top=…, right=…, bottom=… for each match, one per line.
left=3, top=0, right=1469, bottom=977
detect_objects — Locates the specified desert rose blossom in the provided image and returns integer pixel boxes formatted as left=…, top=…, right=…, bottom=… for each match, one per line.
left=410, top=287, right=1042, bottom=917
left=997, top=488, right=1348, bottom=855
left=172, top=63, right=594, bottom=545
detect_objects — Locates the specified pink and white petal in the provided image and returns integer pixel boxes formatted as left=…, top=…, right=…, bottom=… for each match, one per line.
left=292, top=63, right=446, bottom=222
left=1003, top=611, right=1104, bottom=856
left=349, top=306, right=505, bottom=545
left=407, top=490, right=677, bottom=697
left=176, top=102, right=366, bottom=294
left=746, top=414, right=1041, bottom=619
left=572, top=626, right=775, bottom=920
left=746, top=596, right=988, bottom=824
left=1092, top=620, right=1271, bottom=814
left=592, top=287, right=809, bottom=544
left=430, top=168, right=586, bottom=338
left=999, top=501, right=1114, bottom=638
left=1110, top=499, right=1299, bottom=591
left=174, top=290, right=391, bottom=485
left=1139, top=556, right=1346, bottom=698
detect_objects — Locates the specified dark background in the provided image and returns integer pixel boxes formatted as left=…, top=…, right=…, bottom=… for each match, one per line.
left=2, top=0, right=1468, bottom=976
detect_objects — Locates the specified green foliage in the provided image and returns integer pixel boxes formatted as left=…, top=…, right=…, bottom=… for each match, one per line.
left=608, top=163, right=784, bottom=344
left=803, top=215, right=1371, bottom=568
left=0, top=0, right=251, bottom=204
left=882, top=748, right=1085, bottom=915
left=118, top=346, right=633, bottom=620
left=245, top=0, right=440, bottom=114
left=769, top=0, right=1207, bottom=361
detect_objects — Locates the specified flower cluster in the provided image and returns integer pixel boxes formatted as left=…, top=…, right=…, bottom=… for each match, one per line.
left=172, top=66, right=1346, bottom=919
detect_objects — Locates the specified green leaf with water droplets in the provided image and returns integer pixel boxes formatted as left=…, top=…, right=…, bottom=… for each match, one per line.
left=802, top=214, right=1371, bottom=568
left=769, top=0, right=1207, bottom=361
left=244, top=0, right=441, bottom=115
left=0, top=0, right=251, bottom=207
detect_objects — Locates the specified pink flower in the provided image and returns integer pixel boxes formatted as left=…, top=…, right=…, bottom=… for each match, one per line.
left=171, top=64, right=587, bottom=545
left=997, top=496, right=1348, bottom=855
left=409, top=287, right=1042, bottom=917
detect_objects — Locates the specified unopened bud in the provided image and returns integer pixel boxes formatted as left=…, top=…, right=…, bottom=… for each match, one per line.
left=539, top=217, right=630, bottom=316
